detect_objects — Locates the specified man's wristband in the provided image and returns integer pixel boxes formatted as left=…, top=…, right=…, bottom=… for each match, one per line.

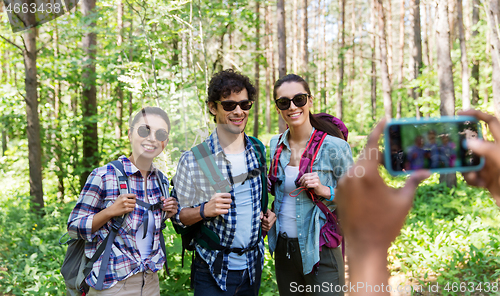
left=200, top=201, right=209, bottom=221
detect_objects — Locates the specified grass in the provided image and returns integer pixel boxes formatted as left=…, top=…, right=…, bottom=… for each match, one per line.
left=0, top=155, right=499, bottom=295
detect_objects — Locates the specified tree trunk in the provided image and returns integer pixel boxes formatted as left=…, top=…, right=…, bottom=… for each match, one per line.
left=377, top=0, right=393, bottom=119
left=2, top=49, right=8, bottom=156
left=397, top=0, right=404, bottom=119
left=448, top=0, right=457, bottom=41
left=268, top=4, right=276, bottom=87
left=489, top=0, right=500, bottom=119
left=337, top=0, right=345, bottom=120
left=53, top=23, right=65, bottom=200
left=302, top=0, right=308, bottom=78
left=254, top=1, right=260, bottom=138
left=387, top=0, right=393, bottom=80
left=409, top=0, right=423, bottom=118
left=292, top=0, right=298, bottom=73
left=321, top=0, right=327, bottom=108
left=471, top=0, right=480, bottom=105
left=458, top=0, right=470, bottom=110
left=265, top=3, right=272, bottom=133
left=437, top=0, right=457, bottom=187
left=23, top=26, right=44, bottom=210
left=371, top=0, right=377, bottom=121
left=128, top=10, right=134, bottom=117
left=81, top=0, right=100, bottom=189
left=349, top=3, right=356, bottom=103
left=277, top=0, right=287, bottom=132
left=115, top=0, right=124, bottom=140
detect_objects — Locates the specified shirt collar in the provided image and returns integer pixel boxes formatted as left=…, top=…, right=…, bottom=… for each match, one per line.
left=119, top=155, right=158, bottom=177
left=207, top=128, right=254, bottom=156
left=278, top=127, right=316, bottom=149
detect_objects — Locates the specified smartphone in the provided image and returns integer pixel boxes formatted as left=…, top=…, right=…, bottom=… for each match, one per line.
left=384, top=116, right=485, bottom=175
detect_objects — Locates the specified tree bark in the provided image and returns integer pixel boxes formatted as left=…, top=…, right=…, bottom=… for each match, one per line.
left=377, top=0, right=393, bottom=119
left=387, top=0, right=393, bottom=80
left=128, top=9, right=134, bottom=117
left=292, top=0, right=298, bottom=73
left=458, top=0, right=470, bottom=110
left=302, top=0, right=308, bottom=78
left=437, top=0, right=457, bottom=187
left=277, top=0, right=287, bottom=132
left=397, top=0, right=404, bottom=119
left=254, top=1, right=260, bottom=138
left=81, top=0, right=99, bottom=190
left=489, top=0, right=500, bottom=119
left=409, top=0, right=423, bottom=118
left=448, top=0, right=457, bottom=41
left=23, top=25, right=44, bottom=210
left=471, top=0, right=480, bottom=105
left=115, top=0, right=124, bottom=140
left=53, top=23, right=64, bottom=200
left=265, top=3, right=272, bottom=133
left=337, top=0, right=345, bottom=120
left=370, top=0, right=377, bottom=120
left=268, top=4, right=276, bottom=87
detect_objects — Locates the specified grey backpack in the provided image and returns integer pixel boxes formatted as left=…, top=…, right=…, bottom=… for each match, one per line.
left=60, top=160, right=169, bottom=295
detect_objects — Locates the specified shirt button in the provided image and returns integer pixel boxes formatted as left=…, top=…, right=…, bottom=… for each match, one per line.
left=297, top=215, right=300, bottom=218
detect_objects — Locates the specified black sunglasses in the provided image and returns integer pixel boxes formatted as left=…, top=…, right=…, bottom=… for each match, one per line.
left=275, top=93, right=309, bottom=110
left=136, top=125, right=169, bottom=142
left=215, top=100, right=253, bottom=111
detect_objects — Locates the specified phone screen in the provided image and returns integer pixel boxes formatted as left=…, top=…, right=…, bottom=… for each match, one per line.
left=387, top=120, right=482, bottom=173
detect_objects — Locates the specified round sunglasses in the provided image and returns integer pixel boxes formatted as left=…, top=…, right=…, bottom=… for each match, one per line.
left=136, top=125, right=169, bottom=142
left=275, top=93, right=309, bottom=110
left=215, top=100, right=253, bottom=111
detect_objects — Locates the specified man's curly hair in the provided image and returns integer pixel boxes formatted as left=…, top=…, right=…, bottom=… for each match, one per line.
left=207, top=69, right=257, bottom=120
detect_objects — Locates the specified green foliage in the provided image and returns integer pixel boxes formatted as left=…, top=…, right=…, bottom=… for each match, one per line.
left=388, top=174, right=500, bottom=294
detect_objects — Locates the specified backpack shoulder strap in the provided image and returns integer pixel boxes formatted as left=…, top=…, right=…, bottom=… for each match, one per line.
left=295, top=130, right=328, bottom=185
left=248, top=136, right=268, bottom=213
left=110, top=160, right=129, bottom=196
left=191, top=142, right=231, bottom=193
left=268, top=134, right=285, bottom=196
left=87, top=160, right=129, bottom=290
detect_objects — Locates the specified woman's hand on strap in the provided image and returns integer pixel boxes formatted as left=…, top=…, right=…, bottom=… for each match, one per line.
left=297, top=172, right=330, bottom=197
left=161, top=196, right=178, bottom=219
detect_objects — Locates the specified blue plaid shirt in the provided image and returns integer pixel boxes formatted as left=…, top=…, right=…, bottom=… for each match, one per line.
left=67, top=156, right=168, bottom=290
left=171, top=130, right=264, bottom=291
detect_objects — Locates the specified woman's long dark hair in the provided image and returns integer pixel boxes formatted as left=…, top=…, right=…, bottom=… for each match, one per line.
left=274, top=74, right=344, bottom=140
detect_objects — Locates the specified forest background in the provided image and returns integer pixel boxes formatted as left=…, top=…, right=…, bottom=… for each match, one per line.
left=1, top=0, right=500, bottom=294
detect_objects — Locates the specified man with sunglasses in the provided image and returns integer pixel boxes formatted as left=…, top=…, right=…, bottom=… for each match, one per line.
left=171, top=69, right=276, bottom=296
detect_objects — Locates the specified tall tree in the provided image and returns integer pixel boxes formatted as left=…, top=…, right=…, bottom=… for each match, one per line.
left=265, top=2, right=272, bottom=133
left=436, top=0, right=457, bottom=187
left=24, top=26, right=44, bottom=210
left=115, top=0, right=124, bottom=140
left=409, top=0, right=423, bottom=118
left=489, top=0, right=500, bottom=118
left=268, top=4, right=276, bottom=87
left=254, top=1, right=260, bottom=138
left=81, top=0, right=100, bottom=189
left=458, top=0, right=470, bottom=110
left=277, top=0, right=287, bottom=132
left=337, top=0, right=345, bottom=120
left=302, top=0, right=309, bottom=77
left=387, top=0, right=393, bottom=80
left=292, top=0, right=298, bottom=73
left=397, top=0, right=405, bottom=119
left=53, top=24, right=65, bottom=200
left=377, top=0, right=393, bottom=119
left=370, top=0, right=377, bottom=120
left=471, top=0, right=480, bottom=105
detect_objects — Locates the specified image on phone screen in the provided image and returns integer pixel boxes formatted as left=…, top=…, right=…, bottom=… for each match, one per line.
left=387, top=120, right=482, bottom=173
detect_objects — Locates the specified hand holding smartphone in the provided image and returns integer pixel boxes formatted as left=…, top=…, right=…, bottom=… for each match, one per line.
left=384, top=116, right=485, bottom=175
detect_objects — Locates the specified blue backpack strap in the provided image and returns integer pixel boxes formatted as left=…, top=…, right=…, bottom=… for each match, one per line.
left=191, top=142, right=232, bottom=193
left=155, top=169, right=170, bottom=275
left=93, top=160, right=129, bottom=290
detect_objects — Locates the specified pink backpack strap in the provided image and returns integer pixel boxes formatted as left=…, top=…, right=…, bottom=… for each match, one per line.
left=295, top=130, right=327, bottom=186
left=268, top=134, right=285, bottom=196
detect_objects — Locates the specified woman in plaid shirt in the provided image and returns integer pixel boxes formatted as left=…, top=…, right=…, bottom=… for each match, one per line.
left=67, top=107, right=178, bottom=295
